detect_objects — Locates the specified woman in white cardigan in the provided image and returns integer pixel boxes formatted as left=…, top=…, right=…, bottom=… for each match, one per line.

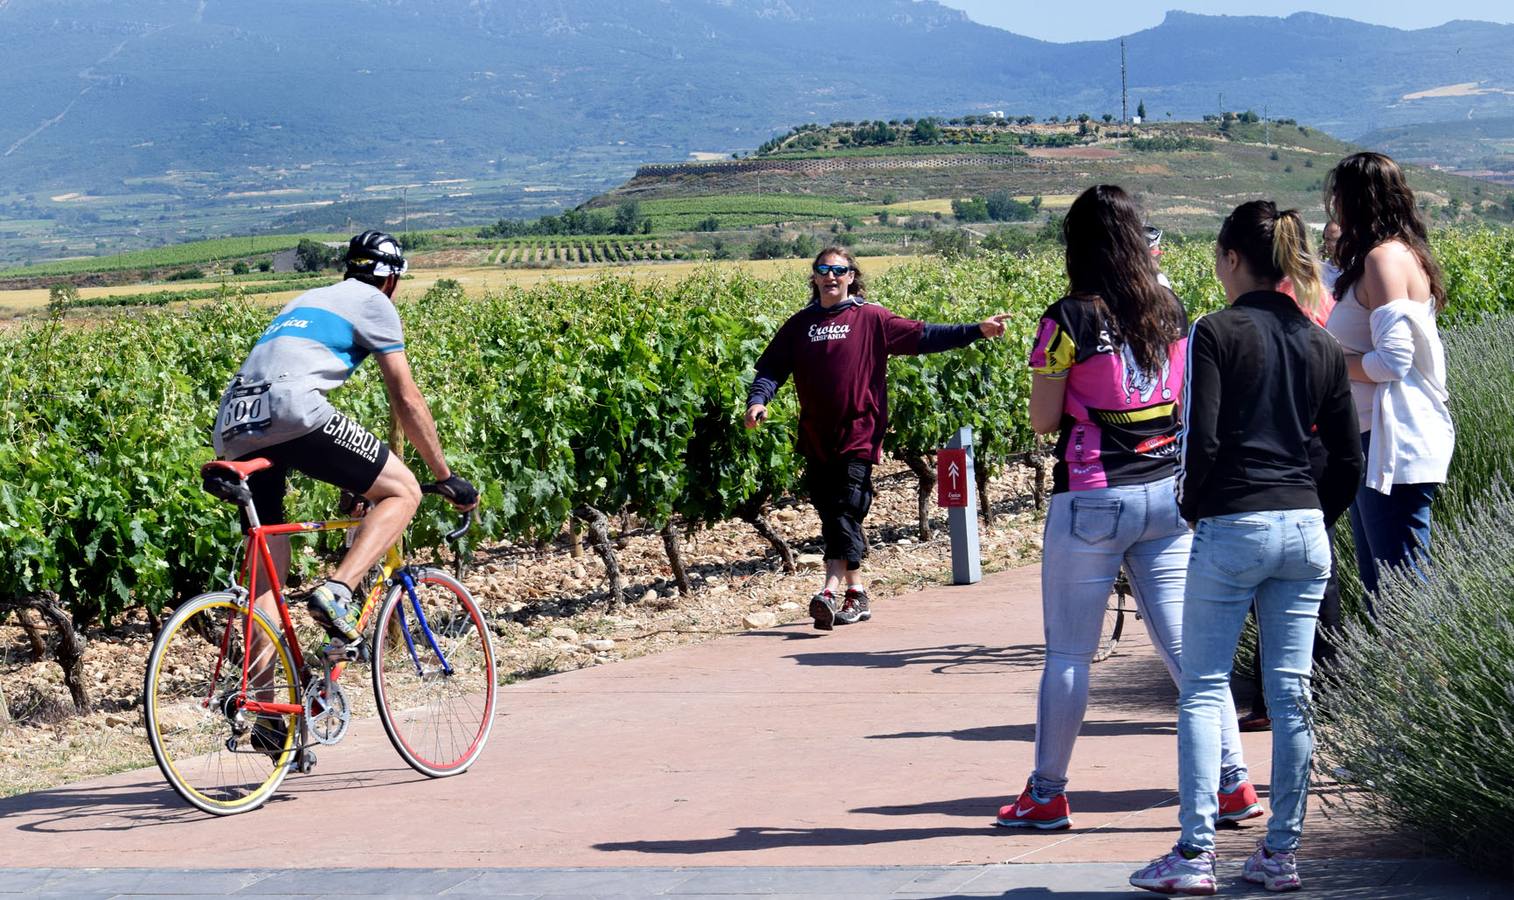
left=1324, top=152, right=1454, bottom=600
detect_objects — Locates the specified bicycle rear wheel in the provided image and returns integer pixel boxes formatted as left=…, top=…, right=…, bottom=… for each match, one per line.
left=371, top=568, right=497, bottom=777
left=144, top=592, right=299, bottom=815
left=1093, top=586, right=1128, bottom=663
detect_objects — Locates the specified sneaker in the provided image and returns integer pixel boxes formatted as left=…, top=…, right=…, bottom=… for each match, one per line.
left=305, top=581, right=360, bottom=643
left=838, top=587, right=871, bottom=623
left=1243, top=841, right=1302, bottom=892
left=1129, top=846, right=1217, bottom=895
left=809, top=590, right=837, bottom=631
left=1218, top=779, right=1265, bottom=824
left=995, top=780, right=1072, bottom=830
left=1238, top=712, right=1272, bottom=732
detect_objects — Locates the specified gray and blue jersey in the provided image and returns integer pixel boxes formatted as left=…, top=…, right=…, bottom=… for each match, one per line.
left=214, top=279, right=405, bottom=460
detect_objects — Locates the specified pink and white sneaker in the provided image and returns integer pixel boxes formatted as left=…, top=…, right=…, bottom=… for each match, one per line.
left=1129, top=845, right=1217, bottom=895
left=1243, top=840, right=1302, bottom=892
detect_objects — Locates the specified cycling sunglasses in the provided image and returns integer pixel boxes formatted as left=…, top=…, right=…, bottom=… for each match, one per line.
left=813, top=263, right=854, bottom=276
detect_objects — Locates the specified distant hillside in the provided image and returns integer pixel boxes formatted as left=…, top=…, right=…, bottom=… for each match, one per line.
left=1361, top=117, right=1514, bottom=184
left=595, top=120, right=1507, bottom=234
left=3, top=1, right=1513, bottom=264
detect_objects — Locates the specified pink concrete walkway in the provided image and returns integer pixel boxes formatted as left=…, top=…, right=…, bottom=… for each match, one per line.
left=0, top=565, right=1410, bottom=869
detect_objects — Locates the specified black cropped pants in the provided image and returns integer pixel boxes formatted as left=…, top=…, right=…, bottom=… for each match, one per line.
left=804, top=457, right=874, bottom=570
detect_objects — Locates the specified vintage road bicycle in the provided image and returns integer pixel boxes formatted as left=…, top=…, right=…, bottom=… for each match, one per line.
left=144, top=457, right=497, bottom=815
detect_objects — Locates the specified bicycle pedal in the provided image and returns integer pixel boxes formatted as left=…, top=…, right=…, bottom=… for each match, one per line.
left=296, top=748, right=318, bottom=774
left=322, top=640, right=368, bottom=664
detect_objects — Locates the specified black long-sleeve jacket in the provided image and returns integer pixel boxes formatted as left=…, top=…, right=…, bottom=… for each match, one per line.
left=1176, top=291, right=1362, bottom=524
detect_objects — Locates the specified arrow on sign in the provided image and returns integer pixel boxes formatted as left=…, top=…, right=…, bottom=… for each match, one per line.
left=947, top=460, right=961, bottom=489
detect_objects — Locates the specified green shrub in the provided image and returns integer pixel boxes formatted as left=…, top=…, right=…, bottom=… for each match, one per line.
left=1314, top=483, right=1514, bottom=876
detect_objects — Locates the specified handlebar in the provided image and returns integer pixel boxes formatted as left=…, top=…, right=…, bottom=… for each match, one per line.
left=420, top=483, right=475, bottom=542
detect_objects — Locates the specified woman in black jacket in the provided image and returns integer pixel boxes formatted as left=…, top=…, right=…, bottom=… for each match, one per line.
left=1131, top=202, right=1362, bottom=896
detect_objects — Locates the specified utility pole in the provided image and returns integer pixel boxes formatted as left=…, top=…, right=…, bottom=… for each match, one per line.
left=401, top=186, right=408, bottom=237
left=1218, top=92, right=1224, bottom=118
left=1264, top=104, right=1270, bottom=147
left=1121, top=39, right=1129, bottom=125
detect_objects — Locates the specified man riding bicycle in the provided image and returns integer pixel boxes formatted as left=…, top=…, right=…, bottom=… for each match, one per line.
left=212, top=230, right=477, bottom=648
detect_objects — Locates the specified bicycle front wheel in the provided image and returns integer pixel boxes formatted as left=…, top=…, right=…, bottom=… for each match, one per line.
left=372, top=568, right=497, bottom=777
left=144, top=592, right=299, bottom=815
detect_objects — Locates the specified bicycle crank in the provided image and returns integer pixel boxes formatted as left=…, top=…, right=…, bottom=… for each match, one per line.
left=302, top=676, right=351, bottom=745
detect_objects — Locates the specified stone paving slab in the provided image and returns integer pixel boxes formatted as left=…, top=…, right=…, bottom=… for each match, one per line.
left=0, top=863, right=1505, bottom=897
left=0, top=564, right=1466, bottom=888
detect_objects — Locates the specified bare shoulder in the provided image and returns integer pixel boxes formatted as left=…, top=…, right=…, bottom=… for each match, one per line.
left=1360, top=240, right=1429, bottom=308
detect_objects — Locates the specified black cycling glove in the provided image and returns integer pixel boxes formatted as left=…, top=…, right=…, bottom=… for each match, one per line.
left=433, top=474, right=479, bottom=507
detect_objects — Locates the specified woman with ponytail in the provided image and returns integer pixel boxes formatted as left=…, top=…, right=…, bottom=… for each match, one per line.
left=1131, top=201, right=1361, bottom=895
left=999, top=185, right=1260, bottom=834
left=1324, top=151, right=1454, bottom=601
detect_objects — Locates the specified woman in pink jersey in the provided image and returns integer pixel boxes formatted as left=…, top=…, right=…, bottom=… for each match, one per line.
left=997, top=185, right=1257, bottom=831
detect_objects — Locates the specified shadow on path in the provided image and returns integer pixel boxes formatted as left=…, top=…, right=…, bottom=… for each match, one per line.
left=867, top=719, right=1176, bottom=743
left=851, top=789, right=1179, bottom=818
left=786, top=643, right=1043, bottom=674
left=0, top=766, right=425, bottom=834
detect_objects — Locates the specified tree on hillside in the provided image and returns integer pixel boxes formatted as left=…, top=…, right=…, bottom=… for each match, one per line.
left=613, top=201, right=646, bottom=235
left=295, top=239, right=339, bottom=272
left=910, top=118, right=942, bottom=144
left=1137, top=99, right=1147, bottom=119
left=951, top=197, right=989, bottom=222
left=986, top=191, right=1035, bottom=222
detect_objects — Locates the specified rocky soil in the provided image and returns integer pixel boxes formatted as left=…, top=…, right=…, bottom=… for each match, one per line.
left=0, top=459, right=1047, bottom=797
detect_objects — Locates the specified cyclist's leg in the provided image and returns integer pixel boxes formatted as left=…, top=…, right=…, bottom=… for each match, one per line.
left=279, top=412, right=418, bottom=593
left=329, top=451, right=421, bottom=587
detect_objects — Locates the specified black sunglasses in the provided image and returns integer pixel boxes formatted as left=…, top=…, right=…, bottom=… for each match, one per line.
left=813, top=264, right=853, bottom=276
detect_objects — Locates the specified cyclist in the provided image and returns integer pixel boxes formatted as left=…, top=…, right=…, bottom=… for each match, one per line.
left=212, top=230, right=477, bottom=648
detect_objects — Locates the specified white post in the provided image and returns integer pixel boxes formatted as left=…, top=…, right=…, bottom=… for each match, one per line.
left=947, top=426, right=982, bottom=585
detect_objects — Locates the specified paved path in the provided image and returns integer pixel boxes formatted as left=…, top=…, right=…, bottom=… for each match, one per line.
left=0, top=861, right=1504, bottom=898
left=0, top=566, right=1501, bottom=896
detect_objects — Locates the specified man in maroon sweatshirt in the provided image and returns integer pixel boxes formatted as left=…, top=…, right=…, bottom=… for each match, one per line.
left=746, top=247, right=1008, bottom=630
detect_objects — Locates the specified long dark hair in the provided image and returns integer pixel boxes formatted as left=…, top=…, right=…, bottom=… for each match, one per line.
left=1325, top=152, right=1446, bottom=311
left=1062, top=184, right=1183, bottom=374
left=809, top=246, right=867, bottom=303
left=1217, top=200, right=1325, bottom=316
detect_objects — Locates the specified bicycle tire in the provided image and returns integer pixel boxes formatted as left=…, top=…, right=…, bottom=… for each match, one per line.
left=371, top=568, right=497, bottom=777
left=1092, top=586, right=1127, bottom=663
left=144, top=591, right=299, bottom=815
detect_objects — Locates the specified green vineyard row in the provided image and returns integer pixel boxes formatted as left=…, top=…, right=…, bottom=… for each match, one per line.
left=2, top=229, right=1511, bottom=626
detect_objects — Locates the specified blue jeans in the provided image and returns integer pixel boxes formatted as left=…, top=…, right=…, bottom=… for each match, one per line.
left=1349, top=432, right=1437, bottom=598
left=1032, top=477, right=1247, bottom=798
left=1178, top=509, right=1331, bottom=854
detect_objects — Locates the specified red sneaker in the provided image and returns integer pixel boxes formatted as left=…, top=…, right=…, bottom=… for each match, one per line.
left=1218, top=779, right=1265, bottom=824
left=996, top=781, right=1072, bottom=830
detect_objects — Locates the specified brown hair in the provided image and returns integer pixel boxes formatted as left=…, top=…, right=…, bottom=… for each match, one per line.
left=1325, top=152, right=1446, bottom=311
left=1217, top=200, right=1325, bottom=317
left=1062, top=184, right=1184, bottom=374
left=809, top=246, right=867, bottom=303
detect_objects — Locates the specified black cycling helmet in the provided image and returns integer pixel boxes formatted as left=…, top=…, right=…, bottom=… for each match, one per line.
left=344, top=230, right=408, bottom=278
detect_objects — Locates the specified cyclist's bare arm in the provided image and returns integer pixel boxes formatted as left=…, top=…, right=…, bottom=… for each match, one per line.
left=374, top=351, right=474, bottom=508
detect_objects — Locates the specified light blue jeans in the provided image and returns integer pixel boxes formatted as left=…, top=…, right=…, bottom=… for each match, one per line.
left=1178, top=509, right=1331, bottom=854
left=1032, top=477, right=1247, bottom=799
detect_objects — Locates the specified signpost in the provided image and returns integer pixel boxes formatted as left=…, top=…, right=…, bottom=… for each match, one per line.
left=937, top=426, right=981, bottom=585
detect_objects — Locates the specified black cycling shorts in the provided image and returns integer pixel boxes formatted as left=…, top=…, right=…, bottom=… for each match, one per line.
left=232, top=412, right=391, bottom=528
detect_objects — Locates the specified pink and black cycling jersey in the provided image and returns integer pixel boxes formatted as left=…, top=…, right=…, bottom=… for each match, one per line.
left=1028, top=293, right=1188, bottom=494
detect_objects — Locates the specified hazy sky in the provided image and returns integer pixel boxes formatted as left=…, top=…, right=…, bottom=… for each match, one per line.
left=934, top=2, right=1514, bottom=42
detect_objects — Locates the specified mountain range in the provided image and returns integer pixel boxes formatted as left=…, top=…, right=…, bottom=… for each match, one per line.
left=1, top=1, right=1512, bottom=256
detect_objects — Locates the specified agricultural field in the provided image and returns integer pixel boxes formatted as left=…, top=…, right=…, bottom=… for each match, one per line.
left=631, top=195, right=889, bottom=231
left=0, top=233, right=348, bottom=281
left=0, top=256, right=921, bottom=317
